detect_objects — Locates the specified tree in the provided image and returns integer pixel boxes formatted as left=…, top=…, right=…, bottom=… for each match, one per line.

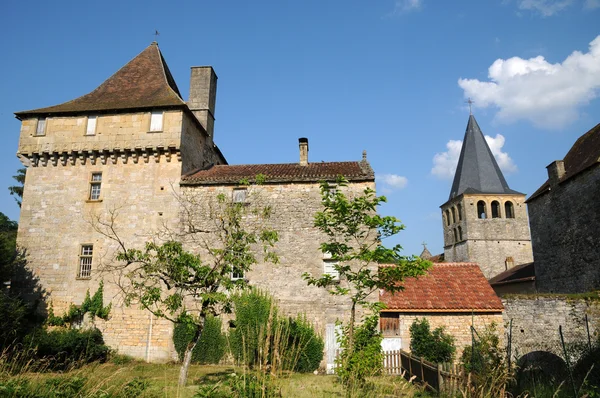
left=409, top=318, right=456, bottom=363
left=0, top=212, right=18, bottom=285
left=302, top=177, right=430, bottom=381
left=8, top=168, right=26, bottom=208
left=92, top=178, right=278, bottom=386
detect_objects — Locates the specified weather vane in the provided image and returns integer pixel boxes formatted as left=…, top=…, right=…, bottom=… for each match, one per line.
left=465, top=98, right=474, bottom=115
left=154, top=30, right=160, bottom=41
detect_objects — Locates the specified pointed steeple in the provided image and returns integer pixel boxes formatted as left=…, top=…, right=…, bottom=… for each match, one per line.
left=16, top=42, right=185, bottom=116
left=449, top=115, right=521, bottom=200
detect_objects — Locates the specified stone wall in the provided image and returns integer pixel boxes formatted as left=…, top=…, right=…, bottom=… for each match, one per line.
left=385, top=312, right=503, bottom=359
left=443, top=193, right=533, bottom=279
left=528, top=166, right=600, bottom=293
left=502, top=296, right=600, bottom=359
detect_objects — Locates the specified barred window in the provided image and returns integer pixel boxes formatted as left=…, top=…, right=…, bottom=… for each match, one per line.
left=78, top=245, right=93, bottom=279
left=89, top=172, right=102, bottom=200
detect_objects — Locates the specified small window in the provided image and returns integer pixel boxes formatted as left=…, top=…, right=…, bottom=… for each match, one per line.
left=458, top=226, right=463, bottom=241
left=36, top=118, right=47, bottom=136
left=491, top=201, right=500, bottom=218
left=231, top=269, right=244, bottom=281
left=477, top=201, right=487, bottom=219
left=78, top=245, right=93, bottom=278
left=150, top=111, right=163, bottom=132
left=323, top=259, right=340, bottom=281
left=89, top=172, right=102, bottom=200
left=445, top=209, right=451, bottom=226
left=505, top=201, right=515, bottom=218
left=233, top=188, right=247, bottom=203
left=457, top=203, right=463, bottom=221
left=451, top=207, right=457, bottom=224
left=86, top=116, right=97, bottom=135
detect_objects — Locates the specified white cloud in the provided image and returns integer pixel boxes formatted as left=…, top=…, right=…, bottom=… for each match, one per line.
left=585, top=0, right=600, bottom=8
left=431, top=135, right=517, bottom=180
left=392, top=0, right=422, bottom=14
left=377, top=174, right=408, bottom=192
left=516, top=0, right=574, bottom=16
left=458, top=35, right=600, bottom=129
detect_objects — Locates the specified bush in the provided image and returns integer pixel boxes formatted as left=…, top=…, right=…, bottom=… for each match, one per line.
left=173, top=315, right=227, bottom=364
left=409, top=318, right=456, bottom=363
left=0, top=291, right=30, bottom=350
left=24, top=327, right=109, bottom=369
left=336, top=315, right=383, bottom=386
left=284, top=314, right=324, bottom=373
left=461, top=322, right=502, bottom=375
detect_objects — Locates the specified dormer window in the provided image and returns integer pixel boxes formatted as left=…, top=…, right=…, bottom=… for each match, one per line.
left=86, top=116, right=97, bottom=135
left=36, top=118, right=47, bottom=136
left=150, top=111, right=163, bottom=132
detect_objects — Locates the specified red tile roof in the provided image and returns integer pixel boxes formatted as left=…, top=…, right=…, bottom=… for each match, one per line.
left=15, top=42, right=185, bottom=117
left=380, top=263, right=504, bottom=312
left=528, top=123, right=600, bottom=202
left=181, top=161, right=375, bottom=185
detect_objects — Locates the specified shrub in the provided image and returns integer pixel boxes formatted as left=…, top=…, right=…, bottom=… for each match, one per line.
left=284, top=314, right=324, bottom=373
left=409, top=318, right=456, bottom=363
left=0, top=291, right=30, bottom=350
left=336, top=315, right=384, bottom=386
left=461, top=322, right=502, bottom=375
left=173, top=315, right=226, bottom=364
left=24, top=327, right=109, bottom=369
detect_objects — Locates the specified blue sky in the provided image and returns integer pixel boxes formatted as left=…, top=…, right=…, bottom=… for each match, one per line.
left=1, top=0, right=599, bottom=256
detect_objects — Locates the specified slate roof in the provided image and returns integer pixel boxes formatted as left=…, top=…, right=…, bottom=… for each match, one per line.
left=181, top=161, right=375, bottom=185
left=489, top=262, right=535, bottom=286
left=449, top=115, right=522, bottom=200
left=15, top=42, right=186, bottom=117
left=528, top=123, right=600, bottom=202
left=380, top=263, right=504, bottom=312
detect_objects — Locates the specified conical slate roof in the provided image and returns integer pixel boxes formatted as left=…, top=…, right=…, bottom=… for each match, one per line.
left=449, top=115, right=522, bottom=200
left=15, top=42, right=185, bottom=117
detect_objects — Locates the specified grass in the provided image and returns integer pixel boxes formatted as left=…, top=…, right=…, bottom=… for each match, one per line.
left=0, top=360, right=427, bottom=397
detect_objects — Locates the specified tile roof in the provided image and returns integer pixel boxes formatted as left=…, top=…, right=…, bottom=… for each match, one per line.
left=528, top=123, right=600, bottom=202
left=449, top=115, right=523, bottom=201
left=380, top=263, right=504, bottom=312
left=489, top=262, right=535, bottom=286
left=15, top=42, right=185, bottom=117
left=181, top=161, right=375, bottom=185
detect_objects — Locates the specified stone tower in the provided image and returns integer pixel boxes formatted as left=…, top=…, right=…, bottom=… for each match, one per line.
left=440, top=115, right=533, bottom=279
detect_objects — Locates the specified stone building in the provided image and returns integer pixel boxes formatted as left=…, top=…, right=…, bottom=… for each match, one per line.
left=440, top=115, right=533, bottom=279
left=379, top=263, right=504, bottom=358
left=13, top=42, right=375, bottom=364
left=527, top=123, right=600, bottom=293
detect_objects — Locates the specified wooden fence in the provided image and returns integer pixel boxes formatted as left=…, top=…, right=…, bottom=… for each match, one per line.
left=383, top=350, right=464, bottom=394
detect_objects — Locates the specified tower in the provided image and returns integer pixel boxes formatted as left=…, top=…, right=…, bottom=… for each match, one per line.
left=440, top=115, right=533, bottom=279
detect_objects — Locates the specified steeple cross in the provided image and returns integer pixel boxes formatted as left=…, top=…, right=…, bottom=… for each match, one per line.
left=465, top=98, right=475, bottom=115
left=421, top=241, right=427, bottom=249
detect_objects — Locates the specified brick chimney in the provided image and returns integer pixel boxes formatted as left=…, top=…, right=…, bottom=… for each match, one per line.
left=188, top=66, right=217, bottom=142
left=299, top=138, right=309, bottom=166
left=546, top=160, right=565, bottom=187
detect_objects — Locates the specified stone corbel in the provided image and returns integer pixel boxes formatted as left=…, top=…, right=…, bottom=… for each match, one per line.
left=78, top=152, right=86, bottom=165
left=100, top=150, right=108, bottom=165
left=120, top=150, right=128, bottom=164
left=143, top=148, right=151, bottom=163
left=40, top=152, right=49, bottom=167
left=153, top=148, right=161, bottom=163
left=110, top=150, right=118, bottom=165
left=31, top=154, right=39, bottom=167
left=61, top=152, right=68, bottom=166
left=89, top=151, right=97, bottom=165
left=51, top=152, right=59, bottom=167
left=69, top=152, right=77, bottom=166
left=131, top=148, right=140, bottom=164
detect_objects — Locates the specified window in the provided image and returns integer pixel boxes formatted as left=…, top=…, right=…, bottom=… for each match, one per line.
left=505, top=201, right=515, bottom=218
left=86, top=116, right=97, bottom=135
left=477, top=201, right=487, bottom=219
left=231, top=268, right=244, bottom=281
left=445, top=209, right=451, bottom=226
left=78, top=245, right=93, bottom=278
left=458, top=226, right=463, bottom=241
left=323, top=259, right=340, bottom=281
left=232, top=188, right=247, bottom=203
left=89, top=172, right=102, bottom=200
left=451, top=207, right=457, bottom=224
left=453, top=228, right=458, bottom=243
left=150, top=111, right=163, bottom=132
left=491, top=201, right=500, bottom=218
left=457, top=203, right=462, bottom=221
left=36, top=118, right=47, bottom=136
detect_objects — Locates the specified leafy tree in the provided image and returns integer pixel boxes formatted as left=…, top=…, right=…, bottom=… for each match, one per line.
left=0, top=212, right=18, bottom=285
left=303, top=177, right=430, bottom=377
left=409, top=318, right=456, bottom=363
left=8, top=168, right=26, bottom=208
left=92, top=179, right=278, bottom=386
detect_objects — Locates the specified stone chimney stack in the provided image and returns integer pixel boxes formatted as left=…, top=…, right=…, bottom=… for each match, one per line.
left=188, top=66, right=217, bottom=142
left=299, top=138, right=309, bottom=166
left=546, top=160, right=566, bottom=187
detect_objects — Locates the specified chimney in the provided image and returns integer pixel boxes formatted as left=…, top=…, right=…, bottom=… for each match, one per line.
left=546, top=160, right=565, bottom=187
left=299, top=138, right=309, bottom=166
left=188, top=66, right=217, bottom=142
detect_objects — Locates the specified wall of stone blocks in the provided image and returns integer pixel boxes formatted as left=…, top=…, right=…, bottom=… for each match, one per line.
left=502, top=296, right=600, bottom=359
left=180, top=112, right=225, bottom=174
left=386, top=312, right=504, bottom=360
left=528, top=167, right=600, bottom=293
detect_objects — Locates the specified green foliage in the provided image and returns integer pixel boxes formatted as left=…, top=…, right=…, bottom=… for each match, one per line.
left=173, top=315, right=226, bottom=364
left=283, top=314, right=324, bottom=373
left=409, top=318, right=456, bottom=363
left=47, top=281, right=111, bottom=327
left=8, top=168, right=25, bottom=208
left=24, top=327, right=109, bottom=369
left=336, top=315, right=384, bottom=386
left=0, top=291, right=30, bottom=349
left=122, top=377, right=153, bottom=397
left=0, top=212, right=18, bottom=285
left=461, top=323, right=503, bottom=375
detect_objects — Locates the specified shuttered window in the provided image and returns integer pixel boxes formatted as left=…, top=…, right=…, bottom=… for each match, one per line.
left=36, top=118, right=47, bottom=136
left=150, top=111, right=163, bottom=132
left=86, top=116, right=97, bottom=135
left=323, top=260, right=339, bottom=281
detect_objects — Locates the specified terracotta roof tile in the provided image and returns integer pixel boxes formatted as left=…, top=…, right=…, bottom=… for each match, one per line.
left=380, top=263, right=504, bottom=312
left=15, top=42, right=185, bottom=116
left=181, top=161, right=375, bottom=185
